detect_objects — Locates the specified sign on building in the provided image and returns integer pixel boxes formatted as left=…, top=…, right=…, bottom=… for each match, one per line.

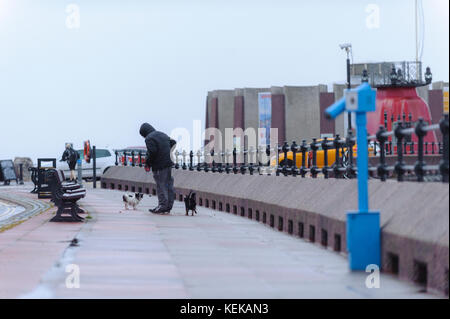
left=258, top=92, right=272, bottom=146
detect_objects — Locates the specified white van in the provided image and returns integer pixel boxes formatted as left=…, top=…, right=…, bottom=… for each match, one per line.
left=57, top=148, right=116, bottom=180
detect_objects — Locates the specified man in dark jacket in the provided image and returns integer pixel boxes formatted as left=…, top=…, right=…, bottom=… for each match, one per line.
left=139, top=123, right=176, bottom=214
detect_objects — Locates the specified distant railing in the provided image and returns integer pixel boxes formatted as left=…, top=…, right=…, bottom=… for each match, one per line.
left=114, top=149, right=147, bottom=167
left=351, top=61, right=430, bottom=87
left=114, top=115, right=449, bottom=183
left=375, top=115, right=448, bottom=182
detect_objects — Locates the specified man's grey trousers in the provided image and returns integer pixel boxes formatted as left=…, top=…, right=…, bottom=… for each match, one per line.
left=152, top=167, right=175, bottom=210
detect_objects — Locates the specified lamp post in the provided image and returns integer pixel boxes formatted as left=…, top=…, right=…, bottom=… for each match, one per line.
left=340, top=43, right=353, bottom=134
left=93, top=146, right=96, bottom=188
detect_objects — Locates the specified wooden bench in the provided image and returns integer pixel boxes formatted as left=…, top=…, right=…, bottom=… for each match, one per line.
left=47, top=169, right=86, bottom=222
left=28, top=167, right=38, bottom=193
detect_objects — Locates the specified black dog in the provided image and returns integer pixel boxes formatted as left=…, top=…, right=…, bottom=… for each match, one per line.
left=184, top=191, right=197, bottom=216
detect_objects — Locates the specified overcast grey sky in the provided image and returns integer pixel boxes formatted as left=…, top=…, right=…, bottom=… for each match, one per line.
left=0, top=0, right=448, bottom=162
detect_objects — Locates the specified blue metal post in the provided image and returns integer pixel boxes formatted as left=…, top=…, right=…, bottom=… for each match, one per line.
left=356, top=112, right=368, bottom=213
left=325, top=83, right=380, bottom=271
left=77, top=158, right=82, bottom=185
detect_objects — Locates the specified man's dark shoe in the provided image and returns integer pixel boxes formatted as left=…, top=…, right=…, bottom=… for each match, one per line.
left=149, top=206, right=161, bottom=213
left=152, top=207, right=170, bottom=214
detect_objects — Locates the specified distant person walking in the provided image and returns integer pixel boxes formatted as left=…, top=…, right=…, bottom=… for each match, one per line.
left=60, top=143, right=79, bottom=181
left=140, top=123, right=176, bottom=214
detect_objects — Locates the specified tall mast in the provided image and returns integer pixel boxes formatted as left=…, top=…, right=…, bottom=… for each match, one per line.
left=415, top=0, right=418, bottom=64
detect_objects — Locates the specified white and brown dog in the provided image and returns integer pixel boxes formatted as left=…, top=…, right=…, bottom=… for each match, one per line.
left=121, top=193, right=144, bottom=211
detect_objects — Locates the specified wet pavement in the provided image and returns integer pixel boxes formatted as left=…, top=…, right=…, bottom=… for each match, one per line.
left=0, top=183, right=443, bottom=299
left=0, top=188, right=51, bottom=231
left=0, top=200, right=25, bottom=222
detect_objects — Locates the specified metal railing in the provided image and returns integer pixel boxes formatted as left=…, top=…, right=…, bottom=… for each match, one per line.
left=351, top=61, right=427, bottom=87
left=115, top=115, right=449, bottom=183
left=375, top=115, right=448, bottom=182
left=114, top=149, right=147, bottom=167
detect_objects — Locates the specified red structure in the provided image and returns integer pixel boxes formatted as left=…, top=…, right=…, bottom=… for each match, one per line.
left=367, top=87, right=438, bottom=148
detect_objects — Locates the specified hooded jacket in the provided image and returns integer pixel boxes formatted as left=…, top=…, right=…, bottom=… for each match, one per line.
left=139, top=123, right=176, bottom=171
left=61, top=147, right=79, bottom=169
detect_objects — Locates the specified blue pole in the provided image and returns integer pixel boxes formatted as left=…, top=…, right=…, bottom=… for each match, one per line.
left=356, top=112, right=369, bottom=213
left=325, top=83, right=380, bottom=270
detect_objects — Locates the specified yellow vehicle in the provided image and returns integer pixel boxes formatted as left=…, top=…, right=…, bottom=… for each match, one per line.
left=271, top=139, right=375, bottom=169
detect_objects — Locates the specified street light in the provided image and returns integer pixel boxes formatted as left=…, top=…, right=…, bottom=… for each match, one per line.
left=340, top=43, right=353, bottom=133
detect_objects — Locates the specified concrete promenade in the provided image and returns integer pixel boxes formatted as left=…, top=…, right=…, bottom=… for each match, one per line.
left=0, top=184, right=442, bottom=299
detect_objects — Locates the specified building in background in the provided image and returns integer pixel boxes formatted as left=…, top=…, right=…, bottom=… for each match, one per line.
left=205, top=79, right=449, bottom=150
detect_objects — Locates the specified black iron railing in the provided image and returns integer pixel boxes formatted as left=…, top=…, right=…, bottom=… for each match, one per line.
left=115, top=115, right=449, bottom=183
